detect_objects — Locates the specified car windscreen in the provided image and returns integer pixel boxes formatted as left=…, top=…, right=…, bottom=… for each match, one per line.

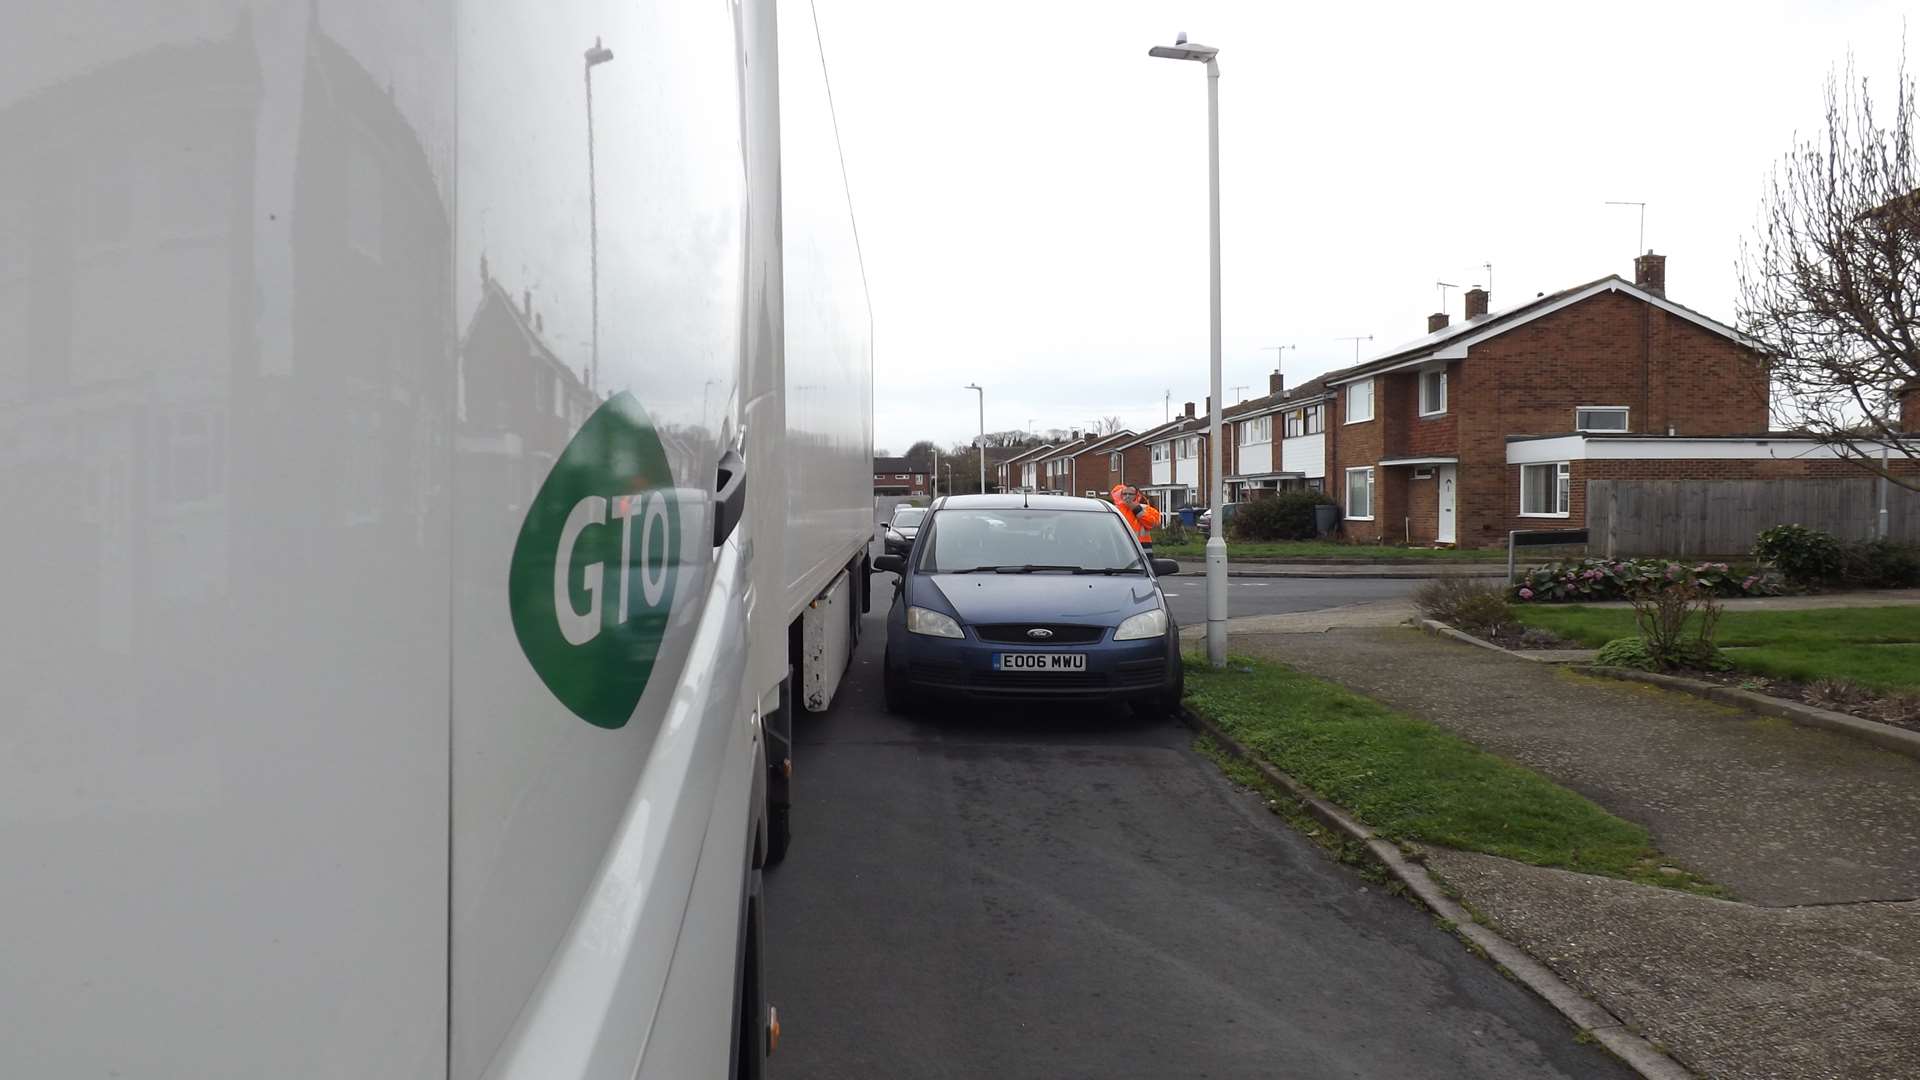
left=916, top=508, right=1143, bottom=574
left=892, top=508, right=926, bottom=527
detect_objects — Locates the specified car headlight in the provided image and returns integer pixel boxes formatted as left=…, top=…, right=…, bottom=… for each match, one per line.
left=1114, top=608, right=1168, bottom=641
left=906, top=606, right=964, bottom=638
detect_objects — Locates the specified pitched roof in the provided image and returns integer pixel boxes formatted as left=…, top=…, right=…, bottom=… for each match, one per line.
left=1326, top=276, right=1757, bottom=385
left=1221, top=371, right=1344, bottom=421
left=998, top=442, right=1056, bottom=468
left=873, top=456, right=923, bottom=473
left=1111, top=415, right=1208, bottom=451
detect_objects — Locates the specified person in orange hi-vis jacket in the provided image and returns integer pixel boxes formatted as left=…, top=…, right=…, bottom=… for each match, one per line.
left=1110, top=484, right=1163, bottom=553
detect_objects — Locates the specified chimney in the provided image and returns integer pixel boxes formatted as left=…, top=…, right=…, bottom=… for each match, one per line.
left=1183, top=401, right=1195, bottom=419
left=1428, top=312, right=1450, bottom=333
left=1464, top=287, right=1489, bottom=319
left=1070, top=428, right=1081, bottom=441
left=1901, top=384, right=1920, bottom=432
left=1269, top=369, right=1285, bottom=395
left=1205, top=395, right=1212, bottom=416
left=1634, top=250, right=1667, bottom=296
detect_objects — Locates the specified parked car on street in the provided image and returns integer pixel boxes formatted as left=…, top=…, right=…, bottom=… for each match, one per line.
left=883, top=506, right=928, bottom=556
left=1197, top=502, right=1243, bottom=532
left=874, top=494, right=1183, bottom=714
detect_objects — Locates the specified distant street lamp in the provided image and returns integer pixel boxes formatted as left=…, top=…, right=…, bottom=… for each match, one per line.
left=1147, top=32, right=1228, bottom=669
left=584, top=36, right=615, bottom=392
left=964, top=383, right=985, bottom=492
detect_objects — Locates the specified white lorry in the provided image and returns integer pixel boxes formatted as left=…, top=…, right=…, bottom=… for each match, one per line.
left=0, top=2, right=871, bottom=1077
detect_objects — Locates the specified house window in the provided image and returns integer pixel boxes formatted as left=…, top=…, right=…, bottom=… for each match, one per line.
left=1238, top=416, right=1271, bottom=445
left=1575, top=406, right=1630, bottom=432
left=1304, top=404, right=1323, bottom=435
left=1344, top=467, right=1375, bottom=520
left=1419, top=370, right=1447, bottom=416
left=1152, top=443, right=1170, bottom=463
left=1306, top=477, right=1324, bottom=492
left=1346, top=379, right=1374, bottom=423
left=1284, top=411, right=1303, bottom=438
left=1109, top=451, right=1121, bottom=469
left=1520, top=462, right=1571, bottom=517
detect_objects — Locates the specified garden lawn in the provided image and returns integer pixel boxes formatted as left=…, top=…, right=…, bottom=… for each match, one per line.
left=1151, top=538, right=1506, bottom=561
left=1182, top=653, right=1717, bottom=892
left=1512, top=606, right=1920, bottom=692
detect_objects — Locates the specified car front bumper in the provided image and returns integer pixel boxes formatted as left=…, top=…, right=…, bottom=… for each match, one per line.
left=888, top=629, right=1177, bottom=702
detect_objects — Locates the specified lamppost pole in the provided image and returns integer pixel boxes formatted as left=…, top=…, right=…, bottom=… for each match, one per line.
left=584, top=37, right=614, bottom=393
left=1148, top=33, right=1228, bottom=668
left=964, top=383, right=985, bottom=492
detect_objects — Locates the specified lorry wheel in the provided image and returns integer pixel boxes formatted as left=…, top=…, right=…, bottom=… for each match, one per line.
left=734, top=869, right=769, bottom=1080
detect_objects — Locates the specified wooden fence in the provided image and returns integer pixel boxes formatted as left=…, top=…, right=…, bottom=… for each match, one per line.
left=1586, top=479, right=1920, bottom=557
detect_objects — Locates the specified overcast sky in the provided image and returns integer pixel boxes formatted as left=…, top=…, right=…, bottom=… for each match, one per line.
left=811, top=0, right=1912, bottom=453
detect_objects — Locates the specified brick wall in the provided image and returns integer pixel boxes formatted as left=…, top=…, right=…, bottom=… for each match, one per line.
left=1406, top=471, right=1438, bottom=543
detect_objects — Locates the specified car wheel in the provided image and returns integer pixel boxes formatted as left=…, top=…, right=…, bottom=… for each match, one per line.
left=883, top=666, right=916, bottom=715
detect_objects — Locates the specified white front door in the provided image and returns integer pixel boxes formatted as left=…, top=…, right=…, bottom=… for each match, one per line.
left=1437, top=465, right=1458, bottom=544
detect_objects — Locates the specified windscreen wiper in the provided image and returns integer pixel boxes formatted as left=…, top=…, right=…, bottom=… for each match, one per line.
left=994, top=564, right=1081, bottom=574
left=1073, top=565, right=1144, bottom=575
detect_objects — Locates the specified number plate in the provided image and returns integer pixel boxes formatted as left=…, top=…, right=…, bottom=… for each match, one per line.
left=992, top=652, right=1087, bottom=672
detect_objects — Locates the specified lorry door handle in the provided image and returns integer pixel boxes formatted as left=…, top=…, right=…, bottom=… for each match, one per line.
left=712, top=447, right=746, bottom=547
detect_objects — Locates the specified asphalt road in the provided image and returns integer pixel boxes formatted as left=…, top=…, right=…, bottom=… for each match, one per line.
left=1160, top=576, right=1422, bottom=624
left=763, top=602, right=1633, bottom=1079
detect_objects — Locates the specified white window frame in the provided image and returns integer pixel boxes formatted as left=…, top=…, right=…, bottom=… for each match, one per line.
left=1304, top=403, right=1324, bottom=435
left=1344, top=466, right=1375, bottom=521
left=1152, top=442, right=1170, bottom=463
left=1238, top=415, right=1272, bottom=446
left=1109, top=451, right=1121, bottom=469
left=1419, top=369, right=1447, bottom=417
left=1575, top=406, right=1631, bottom=432
left=1345, top=379, right=1375, bottom=424
left=1520, top=461, right=1572, bottom=517
left=1284, top=411, right=1303, bottom=438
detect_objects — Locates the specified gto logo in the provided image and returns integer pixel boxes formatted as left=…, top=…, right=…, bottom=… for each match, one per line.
left=508, top=391, right=680, bottom=729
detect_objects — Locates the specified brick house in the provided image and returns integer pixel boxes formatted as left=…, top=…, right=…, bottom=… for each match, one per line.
left=1326, top=253, right=1775, bottom=547
left=1029, top=430, right=1139, bottom=496
left=1221, top=370, right=1339, bottom=501
left=873, top=456, right=929, bottom=497
left=996, top=442, right=1055, bottom=492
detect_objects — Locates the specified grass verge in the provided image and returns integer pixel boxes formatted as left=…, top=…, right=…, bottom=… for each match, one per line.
left=1183, top=653, right=1722, bottom=895
left=1512, top=606, right=1920, bottom=692
left=1151, top=538, right=1507, bottom=561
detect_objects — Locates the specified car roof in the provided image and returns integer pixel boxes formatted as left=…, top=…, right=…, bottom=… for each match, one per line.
left=932, top=493, right=1114, bottom=512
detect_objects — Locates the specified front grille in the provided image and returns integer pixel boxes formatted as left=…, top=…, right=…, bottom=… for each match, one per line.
left=1115, top=659, right=1168, bottom=688
left=973, top=670, right=1109, bottom=689
left=973, top=623, right=1106, bottom=645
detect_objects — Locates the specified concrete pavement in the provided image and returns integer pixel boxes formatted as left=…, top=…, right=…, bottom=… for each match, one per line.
left=1232, top=625, right=1920, bottom=1079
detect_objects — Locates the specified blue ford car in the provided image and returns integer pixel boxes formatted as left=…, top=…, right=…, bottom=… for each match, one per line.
left=872, top=494, right=1183, bottom=715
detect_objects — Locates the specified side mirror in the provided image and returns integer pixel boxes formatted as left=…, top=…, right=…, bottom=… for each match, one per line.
left=873, top=553, right=906, bottom=575
left=1151, top=557, right=1180, bottom=577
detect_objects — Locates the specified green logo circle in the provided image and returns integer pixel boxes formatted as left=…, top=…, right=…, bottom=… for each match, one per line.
left=508, top=391, right=681, bottom=729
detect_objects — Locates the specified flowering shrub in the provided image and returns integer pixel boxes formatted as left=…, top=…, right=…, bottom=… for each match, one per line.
left=1510, top=557, right=1783, bottom=603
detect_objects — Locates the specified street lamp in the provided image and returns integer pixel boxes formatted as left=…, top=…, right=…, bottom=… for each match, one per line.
left=964, top=383, right=985, bottom=493
left=584, top=36, right=615, bottom=392
left=1148, top=32, right=1228, bottom=669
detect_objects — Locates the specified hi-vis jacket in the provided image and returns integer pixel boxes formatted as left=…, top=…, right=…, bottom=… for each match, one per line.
left=1110, top=484, right=1163, bottom=544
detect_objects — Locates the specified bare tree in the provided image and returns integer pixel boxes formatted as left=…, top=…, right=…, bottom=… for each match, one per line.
left=1095, top=415, right=1126, bottom=435
left=1738, top=46, right=1920, bottom=488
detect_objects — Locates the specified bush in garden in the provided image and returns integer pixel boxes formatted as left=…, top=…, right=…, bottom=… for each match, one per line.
left=1594, top=637, right=1658, bottom=670
left=1628, top=579, right=1730, bottom=670
left=1751, top=524, right=1845, bottom=585
left=1837, top=539, right=1920, bottom=588
left=1510, top=557, right=1782, bottom=603
left=1229, top=491, right=1335, bottom=542
left=1413, top=578, right=1513, bottom=636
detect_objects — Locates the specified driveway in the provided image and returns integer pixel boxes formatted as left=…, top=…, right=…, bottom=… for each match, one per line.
left=762, top=602, right=1632, bottom=1079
